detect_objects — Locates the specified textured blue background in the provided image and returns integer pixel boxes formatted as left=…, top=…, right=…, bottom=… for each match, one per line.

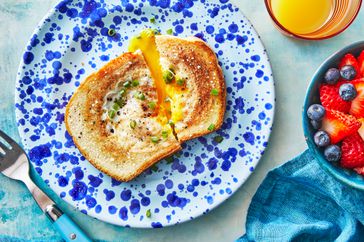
left=0, top=0, right=363, bottom=241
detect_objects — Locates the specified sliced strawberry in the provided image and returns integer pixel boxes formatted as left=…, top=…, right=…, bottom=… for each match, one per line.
left=321, top=109, right=361, bottom=144
left=357, top=50, right=364, bottom=77
left=341, top=133, right=364, bottom=168
left=320, top=81, right=351, bottom=113
left=354, top=166, right=364, bottom=175
left=349, top=78, right=364, bottom=118
left=339, top=53, right=360, bottom=79
left=358, top=118, right=364, bottom=140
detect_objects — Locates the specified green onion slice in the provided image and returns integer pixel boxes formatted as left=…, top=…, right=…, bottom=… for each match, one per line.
left=211, top=88, right=219, bottom=96
left=134, top=92, right=145, bottom=100
left=132, top=80, right=139, bottom=87
left=123, top=81, right=131, bottom=88
left=108, top=29, right=116, bottom=37
left=176, top=78, right=185, bottom=86
left=214, top=136, right=224, bottom=143
left=148, top=101, right=156, bottom=110
left=208, top=124, right=215, bottom=131
left=119, top=88, right=126, bottom=96
left=108, top=110, right=115, bottom=119
left=146, top=209, right=151, bottom=218
left=163, top=69, right=175, bottom=84
left=161, top=130, right=168, bottom=138
left=130, top=120, right=137, bottom=129
left=151, top=136, right=160, bottom=143
left=112, top=102, right=120, bottom=111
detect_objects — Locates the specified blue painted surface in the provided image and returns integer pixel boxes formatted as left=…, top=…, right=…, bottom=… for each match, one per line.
left=0, top=0, right=363, bottom=241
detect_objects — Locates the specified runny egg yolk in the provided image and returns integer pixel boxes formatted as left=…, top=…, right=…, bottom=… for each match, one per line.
left=165, top=85, right=184, bottom=123
left=128, top=29, right=186, bottom=124
left=128, top=29, right=170, bottom=120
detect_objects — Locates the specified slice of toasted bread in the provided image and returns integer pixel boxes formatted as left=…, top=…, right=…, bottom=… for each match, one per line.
left=65, top=51, right=181, bottom=182
left=155, top=35, right=226, bottom=142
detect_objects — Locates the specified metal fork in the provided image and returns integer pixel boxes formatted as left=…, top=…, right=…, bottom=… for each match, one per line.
left=0, top=130, right=92, bottom=242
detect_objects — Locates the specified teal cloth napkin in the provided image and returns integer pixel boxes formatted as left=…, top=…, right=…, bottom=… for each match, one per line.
left=237, top=149, right=364, bottom=241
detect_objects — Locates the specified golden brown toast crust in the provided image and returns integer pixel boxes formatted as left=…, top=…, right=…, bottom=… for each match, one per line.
left=156, top=35, right=226, bottom=142
left=65, top=51, right=181, bottom=182
left=65, top=36, right=226, bottom=182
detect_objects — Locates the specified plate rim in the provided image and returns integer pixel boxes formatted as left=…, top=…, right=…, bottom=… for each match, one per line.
left=14, top=0, right=276, bottom=227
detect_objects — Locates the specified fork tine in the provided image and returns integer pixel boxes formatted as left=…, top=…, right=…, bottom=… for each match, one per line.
left=0, top=130, right=20, bottom=150
left=0, top=141, right=8, bottom=152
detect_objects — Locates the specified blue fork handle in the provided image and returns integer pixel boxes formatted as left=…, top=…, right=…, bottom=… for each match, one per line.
left=53, top=213, right=92, bottom=242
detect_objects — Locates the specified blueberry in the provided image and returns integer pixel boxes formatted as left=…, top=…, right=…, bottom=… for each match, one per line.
left=314, top=131, right=330, bottom=147
left=324, top=145, right=342, bottom=162
left=311, top=120, right=322, bottom=130
left=339, top=83, right=357, bottom=101
left=340, top=65, right=357, bottom=80
left=324, top=68, right=340, bottom=84
left=307, top=104, right=326, bottom=121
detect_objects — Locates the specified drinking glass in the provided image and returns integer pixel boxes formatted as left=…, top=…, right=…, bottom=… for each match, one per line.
left=265, top=0, right=362, bottom=40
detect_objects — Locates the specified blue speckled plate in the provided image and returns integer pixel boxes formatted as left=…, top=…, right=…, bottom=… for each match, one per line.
left=15, top=0, right=274, bottom=227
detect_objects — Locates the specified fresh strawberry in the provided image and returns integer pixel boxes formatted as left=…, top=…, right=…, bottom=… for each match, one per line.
left=357, top=50, right=364, bottom=77
left=349, top=78, right=364, bottom=118
left=320, top=81, right=351, bottom=113
left=358, top=118, right=364, bottom=140
left=340, top=133, right=364, bottom=168
left=354, top=166, right=364, bottom=175
left=321, top=109, right=361, bottom=144
left=339, top=53, right=360, bottom=79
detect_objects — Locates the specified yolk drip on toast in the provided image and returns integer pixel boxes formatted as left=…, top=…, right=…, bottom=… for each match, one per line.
left=165, top=85, right=184, bottom=123
left=128, top=29, right=186, bottom=125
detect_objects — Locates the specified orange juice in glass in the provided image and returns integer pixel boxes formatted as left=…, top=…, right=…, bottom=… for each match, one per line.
left=265, top=0, right=362, bottom=40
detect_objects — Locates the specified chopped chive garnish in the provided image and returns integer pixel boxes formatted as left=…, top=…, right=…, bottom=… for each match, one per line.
left=115, top=98, right=125, bottom=108
left=175, top=152, right=181, bottom=158
left=139, top=93, right=145, bottom=100
left=134, top=92, right=145, bottom=100
left=108, top=28, right=116, bottom=37
left=132, top=80, right=139, bottom=87
left=130, top=120, right=137, bottom=129
left=165, top=156, right=174, bottom=164
left=119, top=88, right=126, bottom=96
left=163, top=69, right=174, bottom=84
left=169, top=65, right=175, bottom=72
left=151, top=165, right=158, bottom=172
left=161, top=130, right=168, bottom=138
left=176, top=78, right=185, bottom=86
left=168, top=120, right=174, bottom=126
left=151, top=136, right=160, bottom=143
left=112, top=102, right=120, bottom=111
left=214, top=136, right=224, bottom=143
left=123, top=81, right=131, bottom=88
left=208, top=124, right=215, bottom=131
left=108, top=110, right=115, bottom=119
left=150, top=17, right=156, bottom=24
left=136, top=35, right=142, bottom=39
left=166, top=29, right=173, bottom=35
left=146, top=209, right=151, bottom=218
left=170, top=68, right=175, bottom=74
left=148, top=101, right=156, bottom=110
left=211, top=88, right=219, bottom=96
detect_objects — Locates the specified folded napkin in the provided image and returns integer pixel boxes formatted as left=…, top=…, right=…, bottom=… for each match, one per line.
left=237, top=150, right=364, bottom=241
